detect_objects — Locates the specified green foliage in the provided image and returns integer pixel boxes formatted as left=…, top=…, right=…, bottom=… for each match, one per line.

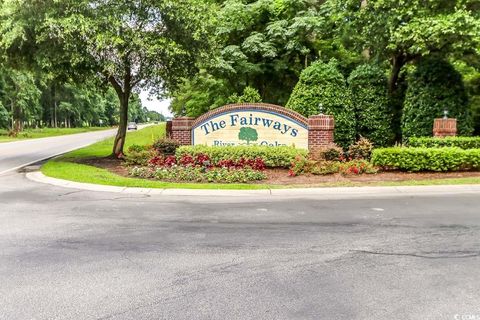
left=338, top=0, right=480, bottom=94
left=408, top=137, right=480, bottom=149
left=371, top=147, right=480, bottom=172
left=337, top=160, right=378, bottom=175
left=348, top=137, right=374, bottom=161
left=238, top=127, right=258, bottom=145
left=125, top=145, right=155, bottom=166
left=153, top=138, right=180, bottom=155
left=348, top=64, right=394, bottom=146
left=176, top=145, right=307, bottom=168
left=310, top=144, right=344, bottom=162
left=402, top=58, right=473, bottom=139
left=1, top=0, right=212, bottom=154
left=289, top=156, right=377, bottom=176
left=228, top=86, right=262, bottom=104
left=286, top=60, right=356, bottom=148
left=129, top=166, right=266, bottom=183
left=0, top=103, right=8, bottom=128
left=170, top=72, right=231, bottom=117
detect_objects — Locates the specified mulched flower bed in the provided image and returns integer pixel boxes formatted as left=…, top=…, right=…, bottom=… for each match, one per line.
left=76, top=157, right=480, bottom=185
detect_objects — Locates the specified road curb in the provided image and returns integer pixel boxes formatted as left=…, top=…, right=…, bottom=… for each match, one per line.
left=26, top=171, right=480, bottom=198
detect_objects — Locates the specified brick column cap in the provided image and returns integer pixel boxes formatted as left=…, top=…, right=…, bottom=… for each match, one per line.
left=308, top=114, right=335, bottom=130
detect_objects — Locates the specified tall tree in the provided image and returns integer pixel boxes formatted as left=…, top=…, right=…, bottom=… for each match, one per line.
left=0, top=0, right=212, bottom=156
left=336, top=0, right=480, bottom=93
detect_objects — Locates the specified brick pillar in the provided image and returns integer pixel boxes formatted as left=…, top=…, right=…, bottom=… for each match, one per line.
left=308, top=114, right=335, bottom=151
left=171, top=117, right=195, bottom=145
left=433, top=118, right=457, bottom=138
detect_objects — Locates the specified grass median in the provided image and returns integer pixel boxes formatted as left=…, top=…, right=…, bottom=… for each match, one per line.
left=0, top=127, right=111, bottom=142
left=41, top=124, right=273, bottom=190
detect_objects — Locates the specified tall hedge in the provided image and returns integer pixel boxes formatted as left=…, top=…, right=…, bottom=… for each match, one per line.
left=286, top=60, right=355, bottom=148
left=402, top=57, right=473, bottom=140
left=348, top=64, right=394, bottom=147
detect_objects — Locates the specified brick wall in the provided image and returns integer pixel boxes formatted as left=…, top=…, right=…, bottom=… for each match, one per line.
left=171, top=117, right=195, bottom=145
left=308, top=115, right=335, bottom=150
left=433, top=118, right=457, bottom=137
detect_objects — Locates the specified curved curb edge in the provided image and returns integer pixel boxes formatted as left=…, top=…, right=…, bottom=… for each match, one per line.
left=26, top=171, right=480, bottom=198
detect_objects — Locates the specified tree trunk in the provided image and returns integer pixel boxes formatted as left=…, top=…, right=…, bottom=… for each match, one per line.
left=389, top=54, right=405, bottom=94
left=112, top=93, right=129, bottom=157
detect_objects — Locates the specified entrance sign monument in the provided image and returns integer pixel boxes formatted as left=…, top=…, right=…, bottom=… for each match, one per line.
left=170, top=103, right=335, bottom=151
left=192, top=108, right=309, bottom=148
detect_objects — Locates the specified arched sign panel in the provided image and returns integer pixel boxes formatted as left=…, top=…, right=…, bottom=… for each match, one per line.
left=192, top=104, right=309, bottom=149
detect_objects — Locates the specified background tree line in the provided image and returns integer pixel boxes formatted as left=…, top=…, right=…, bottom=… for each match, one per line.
left=0, top=0, right=478, bottom=154
left=170, top=0, right=480, bottom=145
left=0, top=67, right=162, bottom=131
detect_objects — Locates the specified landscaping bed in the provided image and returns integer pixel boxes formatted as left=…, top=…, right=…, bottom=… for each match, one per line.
left=74, top=154, right=480, bottom=186
left=42, top=128, right=480, bottom=189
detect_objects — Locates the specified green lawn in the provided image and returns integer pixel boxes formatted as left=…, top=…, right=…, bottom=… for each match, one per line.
left=41, top=123, right=480, bottom=190
left=0, top=127, right=111, bottom=142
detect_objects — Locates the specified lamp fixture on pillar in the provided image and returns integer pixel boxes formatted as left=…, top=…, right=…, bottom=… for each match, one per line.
left=319, top=103, right=324, bottom=115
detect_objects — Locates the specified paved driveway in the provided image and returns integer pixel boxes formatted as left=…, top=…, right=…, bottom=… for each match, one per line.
left=1, top=171, right=479, bottom=320
left=0, top=125, right=150, bottom=175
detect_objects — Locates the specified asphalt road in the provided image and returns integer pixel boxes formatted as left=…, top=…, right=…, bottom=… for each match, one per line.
left=1, top=129, right=480, bottom=320
left=0, top=125, right=149, bottom=175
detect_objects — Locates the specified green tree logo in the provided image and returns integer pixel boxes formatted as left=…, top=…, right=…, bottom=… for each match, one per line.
left=238, top=127, right=258, bottom=145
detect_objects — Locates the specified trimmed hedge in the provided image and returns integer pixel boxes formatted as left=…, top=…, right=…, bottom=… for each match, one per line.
left=348, top=64, right=394, bottom=147
left=286, top=59, right=356, bottom=148
left=402, top=57, right=473, bottom=139
left=371, top=147, right=480, bottom=172
left=409, top=137, right=480, bottom=149
left=176, top=145, right=307, bottom=168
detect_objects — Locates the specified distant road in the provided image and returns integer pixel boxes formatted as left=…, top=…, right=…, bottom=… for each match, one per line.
left=0, top=125, right=148, bottom=175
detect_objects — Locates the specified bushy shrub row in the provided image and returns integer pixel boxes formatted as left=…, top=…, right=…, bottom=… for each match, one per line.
left=371, top=147, right=480, bottom=172
left=176, top=145, right=307, bottom=168
left=129, top=166, right=266, bottom=183
left=289, top=155, right=378, bottom=177
left=408, top=137, right=480, bottom=149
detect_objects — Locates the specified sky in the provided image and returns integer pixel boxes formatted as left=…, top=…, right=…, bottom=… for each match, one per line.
left=139, top=91, right=173, bottom=117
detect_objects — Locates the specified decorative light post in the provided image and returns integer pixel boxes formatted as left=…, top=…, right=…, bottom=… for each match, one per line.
left=433, top=108, right=457, bottom=137
left=319, top=103, right=324, bottom=115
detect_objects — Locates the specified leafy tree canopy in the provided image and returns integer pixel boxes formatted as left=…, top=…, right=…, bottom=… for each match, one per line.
left=0, top=0, right=213, bottom=155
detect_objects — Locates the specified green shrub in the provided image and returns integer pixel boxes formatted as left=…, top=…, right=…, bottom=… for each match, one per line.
left=153, top=138, right=180, bottom=155
left=337, top=160, right=378, bottom=175
left=286, top=59, right=356, bottom=148
left=125, top=145, right=155, bottom=166
left=310, top=161, right=341, bottom=175
left=289, top=157, right=377, bottom=176
left=176, top=145, right=307, bottom=168
left=348, top=137, right=374, bottom=160
left=408, top=136, right=480, bottom=149
left=348, top=64, right=394, bottom=147
left=129, top=166, right=266, bottom=183
left=371, top=147, right=480, bottom=172
left=402, top=57, right=474, bottom=140
left=310, top=143, right=344, bottom=161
